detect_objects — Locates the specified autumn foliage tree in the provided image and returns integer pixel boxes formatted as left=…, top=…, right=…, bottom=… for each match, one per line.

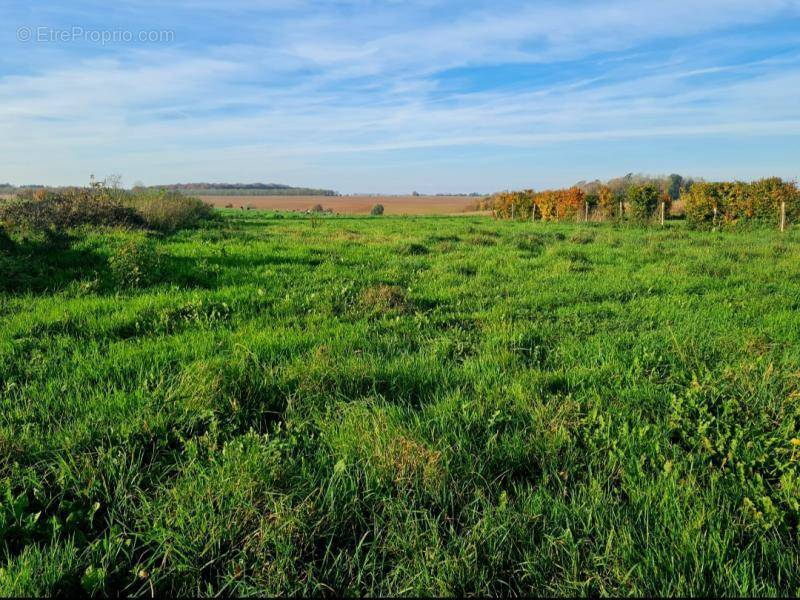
left=683, top=178, right=799, bottom=229
left=489, top=187, right=585, bottom=221
left=597, top=185, right=617, bottom=220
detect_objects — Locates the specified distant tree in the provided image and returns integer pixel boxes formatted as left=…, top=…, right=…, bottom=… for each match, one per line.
left=667, top=174, right=684, bottom=200
left=371, top=204, right=385, bottom=216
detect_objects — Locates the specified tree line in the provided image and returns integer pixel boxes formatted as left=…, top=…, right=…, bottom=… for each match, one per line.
left=480, top=173, right=798, bottom=228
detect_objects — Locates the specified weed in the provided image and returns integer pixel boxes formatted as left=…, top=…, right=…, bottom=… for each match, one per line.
left=108, top=237, right=161, bottom=288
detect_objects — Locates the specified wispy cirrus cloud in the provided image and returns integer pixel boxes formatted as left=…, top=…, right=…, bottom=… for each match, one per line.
left=1, top=0, right=799, bottom=190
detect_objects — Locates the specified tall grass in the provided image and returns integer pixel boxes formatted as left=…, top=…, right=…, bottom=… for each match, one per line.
left=124, top=189, right=214, bottom=232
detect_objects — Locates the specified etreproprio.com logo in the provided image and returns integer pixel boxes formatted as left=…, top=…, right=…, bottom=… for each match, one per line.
left=17, top=26, right=175, bottom=45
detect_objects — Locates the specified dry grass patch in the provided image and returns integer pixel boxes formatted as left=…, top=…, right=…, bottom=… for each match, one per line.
left=329, top=405, right=445, bottom=494
left=359, top=284, right=411, bottom=314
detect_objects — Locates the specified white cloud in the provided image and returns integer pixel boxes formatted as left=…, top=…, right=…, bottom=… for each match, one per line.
left=1, top=0, right=799, bottom=189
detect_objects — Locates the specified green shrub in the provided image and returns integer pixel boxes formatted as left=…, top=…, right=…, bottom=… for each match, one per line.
left=683, top=178, right=799, bottom=229
left=0, top=186, right=141, bottom=231
left=0, top=184, right=214, bottom=234
left=626, top=183, right=660, bottom=223
left=108, top=237, right=161, bottom=288
left=371, top=204, right=385, bottom=216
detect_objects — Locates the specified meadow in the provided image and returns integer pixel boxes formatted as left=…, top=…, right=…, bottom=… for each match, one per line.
left=2, top=210, right=800, bottom=596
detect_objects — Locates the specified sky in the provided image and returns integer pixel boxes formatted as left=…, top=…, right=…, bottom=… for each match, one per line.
left=1, top=1, right=800, bottom=194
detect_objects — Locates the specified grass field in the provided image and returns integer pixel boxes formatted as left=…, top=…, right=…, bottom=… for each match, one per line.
left=201, top=194, right=482, bottom=215
left=2, top=211, right=800, bottom=595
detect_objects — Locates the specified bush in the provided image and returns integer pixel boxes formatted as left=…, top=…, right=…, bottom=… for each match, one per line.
left=370, top=204, right=385, bottom=216
left=0, top=186, right=141, bottom=231
left=626, top=183, right=660, bottom=223
left=0, top=183, right=214, bottom=234
left=683, top=178, right=799, bottom=229
left=126, top=190, right=214, bottom=232
left=108, top=237, right=161, bottom=289
left=597, top=185, right=618, bottom=220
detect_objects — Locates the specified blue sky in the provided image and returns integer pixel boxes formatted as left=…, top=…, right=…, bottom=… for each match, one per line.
left=1, top=1, right=800, bottom=193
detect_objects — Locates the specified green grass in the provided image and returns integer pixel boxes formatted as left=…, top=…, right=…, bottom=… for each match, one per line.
left=2, top=211, right=800, bottom=596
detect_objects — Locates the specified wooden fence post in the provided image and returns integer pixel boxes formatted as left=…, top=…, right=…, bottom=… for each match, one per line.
left=713, top=206, right=718, bottom=227
left=660, top=201, right=665, bottom=226
left=531, top=203, right=536, bottom=222
left=781, top=201, right=786, bottom=232
left=584, top=202, right=589, bottom=222
left=619, top=200, right=623, bottom=220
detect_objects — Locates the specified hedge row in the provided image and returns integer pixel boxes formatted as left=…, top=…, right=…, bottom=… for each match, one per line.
left=682, top=177, right=798, bottom=229
left=478, top=188, right=586, bottom=220
left=481, top=183, right=669, bottom=223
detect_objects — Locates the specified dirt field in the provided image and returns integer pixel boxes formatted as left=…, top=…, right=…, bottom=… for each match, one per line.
left=203, top=195, right=484, bottom=215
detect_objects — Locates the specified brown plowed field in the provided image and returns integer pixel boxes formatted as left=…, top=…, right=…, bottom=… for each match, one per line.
left=203, top=195, right=485, bottom=215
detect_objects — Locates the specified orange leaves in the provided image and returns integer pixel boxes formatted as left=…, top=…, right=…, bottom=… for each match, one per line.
left=683, top=178, right=799, bottom=228
left=489, top=187, right=585, bottom=221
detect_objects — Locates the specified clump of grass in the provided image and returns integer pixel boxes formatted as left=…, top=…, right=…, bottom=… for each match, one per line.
left=425, top=234, right=461, bottom=244
left=558, top=248, right=592, bottom=272
left=0, top=540, right=84, bottom=596
left=456, top=264, right=477, bottom=277
left=569, top=230, right=595, bottom=244
left=515, top=233, right=546, bottom=255
left=468, top=234, right=497, bottom=246
left=327, top=405, right=445, bottom=494
left=399, top=242, right=429, bottom=256
left=359, top=284, right=410, bottom=314
left=161, top=299, right=231, bottom=329
left=466, top=226, right=499, bottom=237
